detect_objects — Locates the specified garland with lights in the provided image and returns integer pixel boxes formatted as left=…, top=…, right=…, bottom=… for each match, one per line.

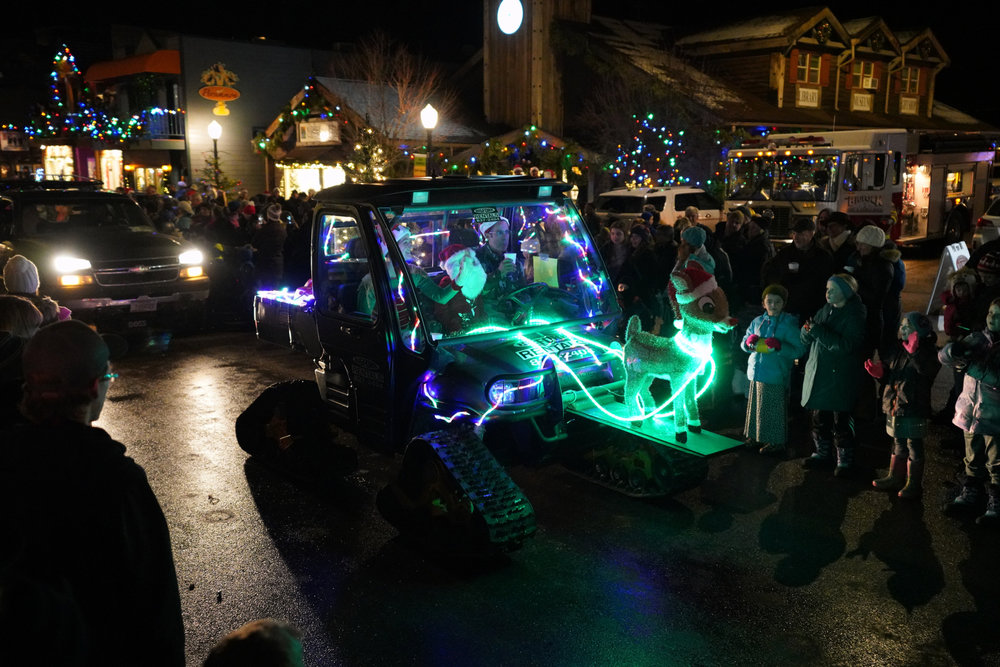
left=456, top=124, right=591, bottom=184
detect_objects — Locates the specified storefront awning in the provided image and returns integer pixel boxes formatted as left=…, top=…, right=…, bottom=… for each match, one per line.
left=277, top=146, right=347, bottom=164
left=85, top=50, right=181, bottom=82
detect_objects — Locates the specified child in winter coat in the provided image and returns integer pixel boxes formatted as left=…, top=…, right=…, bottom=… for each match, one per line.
left=935, top=267, right=980, bottom=422
left=741, top=284, right=806, bottom=455
left=800, top=273, right=867, bottom=476
left=940, top=297, right=1000, bottom=523
left=866, top=312, right=941, bottom=498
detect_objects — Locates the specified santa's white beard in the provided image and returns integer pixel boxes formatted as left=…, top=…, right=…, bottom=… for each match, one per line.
left=457, top=256, right=486, bottom=299
left=443, top=249, right=487, bottom=300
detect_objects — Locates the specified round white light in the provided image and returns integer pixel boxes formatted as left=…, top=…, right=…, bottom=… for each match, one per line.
left=497, top=0, right=523, bottom=35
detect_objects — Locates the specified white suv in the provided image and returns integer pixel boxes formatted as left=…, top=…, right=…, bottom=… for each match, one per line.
left=593, top=186, right=722, bottom=227
left=972, top=196, right=1000, bottom=250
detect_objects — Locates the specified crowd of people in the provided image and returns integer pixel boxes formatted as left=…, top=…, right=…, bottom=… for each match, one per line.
left=124, top=183, right=319, bottom=324
left=590, top=202, right=1000, bottom=526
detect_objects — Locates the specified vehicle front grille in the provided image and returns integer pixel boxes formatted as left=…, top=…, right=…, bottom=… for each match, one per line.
left=92, top=258, right=180, bottom=286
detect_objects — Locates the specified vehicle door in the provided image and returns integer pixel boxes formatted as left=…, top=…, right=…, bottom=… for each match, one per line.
left=312, top=206, right=395, bottom=447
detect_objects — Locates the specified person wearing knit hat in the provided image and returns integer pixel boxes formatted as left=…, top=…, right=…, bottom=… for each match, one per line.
left=679, top=224, right=716, bottom=275
left=475, top=215, right=526, bottom=301
left=741, top=282, right=807, bottom=456
left=800, top=272, right=866, bottom=476
left=2, top=255, right=68, bottom=325
left=251, top=203, right=288, bottom=290
left=855, top=224, right=886, bottom=249
left=3, top=255, right=40, bottom=295
left=846, top=223, right=896, bottom=358
left=866, top=310, right=941, bottom=498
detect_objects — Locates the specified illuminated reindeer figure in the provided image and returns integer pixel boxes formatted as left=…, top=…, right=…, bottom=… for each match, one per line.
left=622, top=262, right=737, bottom=443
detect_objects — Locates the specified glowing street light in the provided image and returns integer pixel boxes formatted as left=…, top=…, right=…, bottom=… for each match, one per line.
left=207, top=120, right=223, bottom=189
left=421, top=104, right=438, bottom=178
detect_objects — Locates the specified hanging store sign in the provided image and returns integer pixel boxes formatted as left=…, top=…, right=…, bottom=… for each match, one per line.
left=296, top=120, right=340, bottom=146
left=199, top=63, right=240, bottom=116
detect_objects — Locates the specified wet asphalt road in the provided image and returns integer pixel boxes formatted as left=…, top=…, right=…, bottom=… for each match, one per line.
left=96, top=253, right=1000, bottom=666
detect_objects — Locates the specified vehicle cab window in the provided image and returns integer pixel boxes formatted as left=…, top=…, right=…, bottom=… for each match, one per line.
left=316, top=213, right=375, bottom=323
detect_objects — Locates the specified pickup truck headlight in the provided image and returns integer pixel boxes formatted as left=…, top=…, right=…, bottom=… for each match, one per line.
left=53, top=255, right=92, bottom=273
left=53, top=255, right=95, bottom=286
left=178, top=249, right=205, bottom=278
left=178, top=249, right=203, bottom=265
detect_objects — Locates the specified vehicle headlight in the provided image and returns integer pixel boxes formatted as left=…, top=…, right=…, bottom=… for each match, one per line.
left=179, top=249, right=203, bottom=265
left=53, top=255, right=92, bottom=273
left=487, top=375, right=547, bottom=406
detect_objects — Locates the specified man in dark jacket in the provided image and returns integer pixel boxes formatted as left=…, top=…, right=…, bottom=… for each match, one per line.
left=0, top=321, right=185, bottom=666
left=761, top=218, right=834, bottom=321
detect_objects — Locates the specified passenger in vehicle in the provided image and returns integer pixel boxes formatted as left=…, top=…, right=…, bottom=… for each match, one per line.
left=475, top=217, right=526, bottom=301
left=435, top=244, right=488, bottom=334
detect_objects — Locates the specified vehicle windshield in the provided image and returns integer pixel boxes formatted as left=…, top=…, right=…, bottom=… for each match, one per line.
left=727, top=153, right=839, bottom=202
left=380, top=199, right=618, bottom=341
left=15, top=196, right=155, bottom=235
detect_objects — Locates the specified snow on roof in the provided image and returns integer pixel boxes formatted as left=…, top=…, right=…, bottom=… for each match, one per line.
left=932, top=100, right=989, bottom=126
left=588, top=16, right=747, bottom=112
left=675, top=7, right=822, bottom=46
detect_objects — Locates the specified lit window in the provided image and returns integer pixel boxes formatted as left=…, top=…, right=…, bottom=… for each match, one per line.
left=901, top=67, right=919, bottom=94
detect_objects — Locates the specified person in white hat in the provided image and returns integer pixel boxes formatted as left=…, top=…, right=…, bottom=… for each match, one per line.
left=475, top=216, right=526, bottom=301
left=846, top=224, right=896, bottom=358
left=2, top=255, right=69, bottom=325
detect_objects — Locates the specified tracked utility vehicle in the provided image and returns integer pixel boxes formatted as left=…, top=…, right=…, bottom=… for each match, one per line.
left=252, top=176, right=740, bottom=553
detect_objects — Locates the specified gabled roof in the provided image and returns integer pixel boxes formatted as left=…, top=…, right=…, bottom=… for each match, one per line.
left=842, top=17, right=900, bottom=55
left=675, top=6, right=849, bottom=55
left=896, top=29, right=950, bottom=65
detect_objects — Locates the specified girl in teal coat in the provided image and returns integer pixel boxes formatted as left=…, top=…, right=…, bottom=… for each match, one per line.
left=741, top=284, right=807, bottom=455
left=801, top=273, right=867, bottom=476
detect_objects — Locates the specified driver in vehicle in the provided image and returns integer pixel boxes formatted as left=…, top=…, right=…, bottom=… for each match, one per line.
left=475, top=217, right=526, bottom=302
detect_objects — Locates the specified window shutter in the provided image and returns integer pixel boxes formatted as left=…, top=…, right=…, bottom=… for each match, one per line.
left=820, top=54, right=831, bottom=86
left=893, top=71, right=900, bottom=93
left=789, top=48, right=799, bottom=83
left=873, top=62, right=883, bottom=89
left=919, top=67, right=928, bottom=95
left=846, top=68, right=853, bottom=89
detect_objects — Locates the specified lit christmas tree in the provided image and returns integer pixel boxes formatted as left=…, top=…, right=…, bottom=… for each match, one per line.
left=345, top=127, right=390, bottom=183
left=608, top=114, right=689, bottom=188
left=26, top=45, right=129, bottom=142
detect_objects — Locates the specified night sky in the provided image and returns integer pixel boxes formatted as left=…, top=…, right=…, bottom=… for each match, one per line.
left=5, top=1, right=996, bottom=126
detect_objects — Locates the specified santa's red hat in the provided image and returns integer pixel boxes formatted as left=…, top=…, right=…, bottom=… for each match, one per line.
left=669, top=261, right=718, bottom=305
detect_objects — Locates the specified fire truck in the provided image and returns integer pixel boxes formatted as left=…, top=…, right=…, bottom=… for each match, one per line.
left=725, top=129, right=994, bottom=245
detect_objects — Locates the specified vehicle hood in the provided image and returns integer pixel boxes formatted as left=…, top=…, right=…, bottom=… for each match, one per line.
left=9, top=230, right=185, bottom=267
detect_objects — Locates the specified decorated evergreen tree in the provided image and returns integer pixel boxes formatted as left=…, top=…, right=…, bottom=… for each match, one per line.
left=344, top=127, right=390, bottom=183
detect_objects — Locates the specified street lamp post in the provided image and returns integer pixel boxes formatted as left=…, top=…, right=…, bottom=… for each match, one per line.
left=207, top=120, right=222, bottom=189
left=420, top=104, right=438, bottom=178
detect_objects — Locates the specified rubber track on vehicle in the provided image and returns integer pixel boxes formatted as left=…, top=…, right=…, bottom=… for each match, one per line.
left=425, top=429, right=537, bottom=549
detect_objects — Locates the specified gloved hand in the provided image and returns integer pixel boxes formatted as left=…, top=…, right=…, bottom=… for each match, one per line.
left=902, top=331, right=920, bottom=354
left=746, top=334, right=760, bottom=347
left=754, top=340, right=771, bottom=354
left=864, top=358, right=886, bottom=379
left=765, top=337, right=781, bottom=351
